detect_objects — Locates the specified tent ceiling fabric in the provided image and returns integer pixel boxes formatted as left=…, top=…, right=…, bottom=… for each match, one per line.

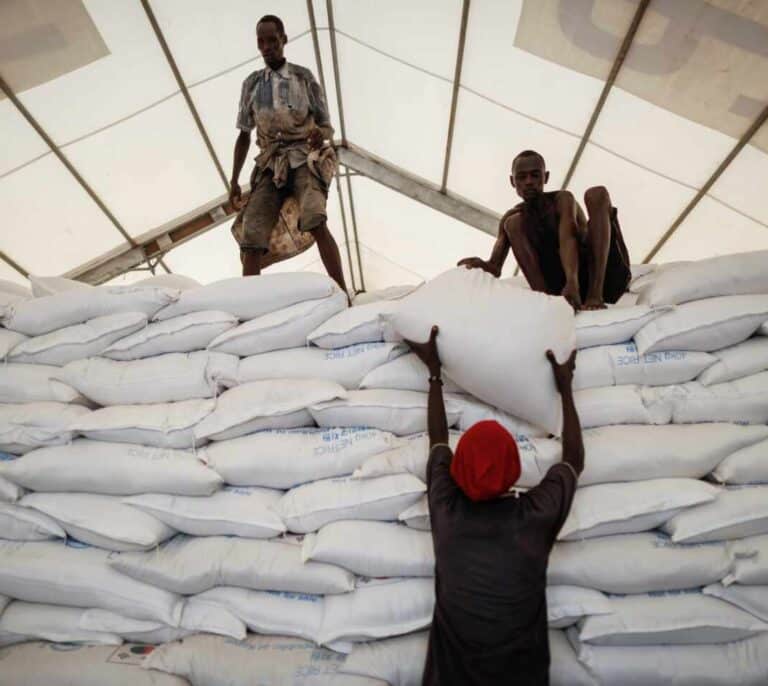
left=0, top=0, right=766, bottom=290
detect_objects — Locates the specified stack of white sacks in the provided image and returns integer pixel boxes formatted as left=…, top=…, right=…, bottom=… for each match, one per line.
left=0, top=249, right=766, bottom=686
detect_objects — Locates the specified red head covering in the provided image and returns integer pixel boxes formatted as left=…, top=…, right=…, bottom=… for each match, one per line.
left=450, top=420, right=521, bottom=501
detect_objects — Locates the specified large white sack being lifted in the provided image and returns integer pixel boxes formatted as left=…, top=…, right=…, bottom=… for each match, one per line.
left=1, top=286, right=179, bottom=336
left=154, top=272, right=338, bottom=321
left=393, top=268, right=574, bottom=435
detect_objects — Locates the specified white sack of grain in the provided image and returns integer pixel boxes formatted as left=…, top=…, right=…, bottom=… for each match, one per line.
left=573, top=342, right=714, bottom=389
left=21, top=493, right=176, bottom=551
left=0, top=402, right=91, bottom=454
left=359, top=353, right=463, bottom=393
left=154, top=272, right=337, bottom=321
left=0, top=540, right=183, bottom=625
left=124, top=487, right=285, bottom=539
left=203, top=427, right=397, bottom=489
left=0, top=439, right=221, bottom=495
left=577, top=423, right=768, bottom=486
left=711, top=439, right=768, bottom=485
left=102, top=311, right=238, bottom=360
left=662, top=486, right=768, bottom=543
left=578, top=590, right=768, bottom=645
left=2, top=286, right=178, bottom=336
left=194, top=379, right=346, bottom=441
left=308, top=301, right=400, bottom=349
left=276, top=473, right=426, bottom=533
left=8, top=312, right=147, bottom=365
left=110, top=535, right=354, bottom=595
left=319, top=577, right=434, bottom=645
left=573, top=385, right=671, bottom=429
left=0, top=364, right=82, bottom=404
left=55, top=352, right=238, bottom=406
left=0, top=641, right=189, bottom=686
left=302, top=520, right=434, bottom=577
left=0, top=601, right=122, bottom=646
left=392, top=268, right=574, bottom=435
left=208, top=290, right=347, bottom=356
left=634, top=294, right=768, bottom=354
left=699, top=336, right=768, bottom=386
left=548, top=533, right=733, bottom=593
left=558, top=478, right=719, bottom=541
left=0, top=502, right=65, bottom=541
left=310, top=389, right=461, bottom=437
left=143, top=633, right=381, bottom=686
left=71, top=399, right=215, bottom=449
left=236, top=343, right=407, bottom=389
left=638, top=250, right=768, bottom=306
left=575, top=305, right=669, bottom=349
left=570, top=627, right=768, bottom=686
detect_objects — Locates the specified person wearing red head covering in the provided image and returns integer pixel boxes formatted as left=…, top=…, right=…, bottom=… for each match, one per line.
left=405, top=326, right=584, bottom=686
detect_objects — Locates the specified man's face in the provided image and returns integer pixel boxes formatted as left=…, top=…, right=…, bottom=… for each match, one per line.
left=511, top=156, right=548, bottom=201
left=257, top=21, right=286, bottom=69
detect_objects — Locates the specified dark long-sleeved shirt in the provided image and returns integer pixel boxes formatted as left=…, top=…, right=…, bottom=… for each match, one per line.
left=423, top=444, right=577, bottom=686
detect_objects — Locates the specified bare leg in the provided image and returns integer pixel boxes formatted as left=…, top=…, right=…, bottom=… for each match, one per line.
left=242, top=249, right=263, bottom=276
left=582, top=186, right=612, bottom=310
left=313, top=222, right=349, bottom=300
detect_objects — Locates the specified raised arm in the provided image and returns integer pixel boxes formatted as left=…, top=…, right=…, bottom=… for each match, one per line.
left=404, top=326, right=448, bottom=448
left=555, top=191, right=582, bottom=310
left=457, top=215, right=511, bottom=277
left=547, top=349, right=583, bottom=475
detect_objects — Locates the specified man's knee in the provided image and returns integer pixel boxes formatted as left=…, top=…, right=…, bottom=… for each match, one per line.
left=584, top=185, right=610, bottom=211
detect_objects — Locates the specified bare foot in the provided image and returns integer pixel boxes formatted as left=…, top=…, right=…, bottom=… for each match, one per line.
left=582, top=295, right=607, bottom=310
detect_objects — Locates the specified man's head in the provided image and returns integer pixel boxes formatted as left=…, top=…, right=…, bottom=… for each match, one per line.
left=450, top=420, right=521, bottom=501
left=510, top=150, right=548, bottom=201
left=257, top=15, right=287, bottom=70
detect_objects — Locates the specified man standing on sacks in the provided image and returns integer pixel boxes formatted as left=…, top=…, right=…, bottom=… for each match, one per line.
left=406, top=326, right=583, bottom=686
left=229, top=14, right=348, bottom=294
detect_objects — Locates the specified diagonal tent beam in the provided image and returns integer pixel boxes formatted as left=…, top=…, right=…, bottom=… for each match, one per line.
left=0, top=251, right=29, bottom=279
left=326, top=0, right=366, bottom=290
left=307, top=0, right=357, bottom=291
left=140, top=0, right=230, bottom=193
left=338, top=143, right=500, bottom=235
left=0, top=74, right=171, bottom=276
left=65, top=142, right=501, bottom=284
left=441, top=0, right=471, bottom=194
left=644, top=104, right=768, bottom=263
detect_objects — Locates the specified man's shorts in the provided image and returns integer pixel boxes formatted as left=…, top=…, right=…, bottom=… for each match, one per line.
left=578, top=206, right=631, bottom=304
left=236, top=164, right=328, bottom=252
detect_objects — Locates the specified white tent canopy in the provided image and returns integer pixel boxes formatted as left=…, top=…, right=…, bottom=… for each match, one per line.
left=1, top=0, right=767, bottom=292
